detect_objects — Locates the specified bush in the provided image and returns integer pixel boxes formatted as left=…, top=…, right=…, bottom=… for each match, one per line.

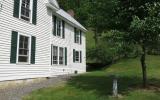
left=87, top=30, right=141, bottom=65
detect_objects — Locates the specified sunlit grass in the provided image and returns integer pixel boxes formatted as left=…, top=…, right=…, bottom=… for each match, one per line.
left=23, top=55, right=160, bottom=100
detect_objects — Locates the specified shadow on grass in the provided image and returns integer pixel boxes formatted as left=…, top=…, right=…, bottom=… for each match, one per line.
left=67, top=75, right=160, bottom=97
left=87, top=63, right=109, bottom=72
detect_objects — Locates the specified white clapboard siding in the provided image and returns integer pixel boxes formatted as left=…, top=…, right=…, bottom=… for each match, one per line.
left=0, top=0, right=86, bottom=81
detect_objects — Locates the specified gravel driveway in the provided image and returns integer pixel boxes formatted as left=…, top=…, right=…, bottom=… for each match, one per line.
left=0, top=75, right=71, bottom=100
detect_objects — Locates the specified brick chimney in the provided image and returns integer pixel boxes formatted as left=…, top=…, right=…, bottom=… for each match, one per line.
left=67, top=9, right=75, bottom=17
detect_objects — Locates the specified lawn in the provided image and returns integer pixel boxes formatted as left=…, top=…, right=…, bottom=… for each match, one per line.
left=23, top=55, right=160, bottom=100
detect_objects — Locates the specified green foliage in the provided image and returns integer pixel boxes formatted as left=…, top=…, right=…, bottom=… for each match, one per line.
left=87, top=46, right=113, bottom=64
left=114, top=0, right=159, bottom=31
left=58, top=0, right=160, bottom=64
left=129, top=2, right=160, bottom=48
left=125, top=2, right=160, bottom=87
left=57, top=0, right=90, bottom=26
left=87, top=0, right=118, bottom=33
left=58, top=0, right=118, bottom=33
left=104, top=30, right=139, bottom=58
left=86, top=30, right=139, bottom=64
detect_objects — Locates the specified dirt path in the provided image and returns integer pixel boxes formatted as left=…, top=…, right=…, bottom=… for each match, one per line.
left=0, top=76, right=70, bottom=100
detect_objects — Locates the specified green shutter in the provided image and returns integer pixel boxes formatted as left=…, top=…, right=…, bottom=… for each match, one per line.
left=53, top=15, right=57, bottom=36
left=13, top=0, right=20, bottom=18
left=62, top=20, right=65, bottom=38
left=74, top=28, right=76, bottom=43
left=65, top=47, right=67, bottom=65
left=80, top=30, right=82, bottom=44
left=31, top=36, right=36, bottom=64
left=73, top=49, right=75, bottom=62
left=32, top=0, right=37, bottom=25
left=80, top=51, right=82, bottom=63
left=10, top=31, right=18, bottom=63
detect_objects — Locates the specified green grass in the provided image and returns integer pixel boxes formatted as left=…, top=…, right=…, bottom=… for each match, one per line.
left=86, top=30, right=96, bottom=49
left=23, top=55, right=160, bottom=100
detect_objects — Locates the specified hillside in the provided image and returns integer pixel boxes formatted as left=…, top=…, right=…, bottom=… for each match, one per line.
left=24, top=55, right=160, bottom=100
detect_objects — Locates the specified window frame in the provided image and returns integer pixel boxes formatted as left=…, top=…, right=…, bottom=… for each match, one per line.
left=56, top=18, right=62, bottom=37
left=59, top=47, right=64, bottom=65
left=19, top=0, right=33, bottom=22
left=51, top=46, right=66, bottom=66
left=52, top=46, right=58, bottom=65
left=75, top=29, right=81, bottom=44
left=74, top=50, right=82, bottom=63
left=16, top=33, right=31, bottom=64
left=75, top=51, right=80, bottom=62
left=52, top=15, right=64, bottom=38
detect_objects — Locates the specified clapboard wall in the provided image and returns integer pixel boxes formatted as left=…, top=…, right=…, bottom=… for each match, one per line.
left=0, top=0, right=86, bottom=81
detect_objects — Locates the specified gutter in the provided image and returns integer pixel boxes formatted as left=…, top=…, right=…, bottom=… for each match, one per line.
left=45, top=3, right=60, bottom=11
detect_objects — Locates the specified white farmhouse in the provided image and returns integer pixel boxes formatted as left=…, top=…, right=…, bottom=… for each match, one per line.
left=0, top=0, right=87, bottom=81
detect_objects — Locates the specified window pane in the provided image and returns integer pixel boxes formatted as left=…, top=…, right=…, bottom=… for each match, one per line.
left=24, top=43, right=28, bottom=49
left=21, top=0, right=30, bottom=21
left=53, top=46, right=58, bottom=64
left=18, top=35, right=29, bottom=63
left=20, top=35, right=24, bottom=41
left=75, top=51, right=79, bottom=62
left=23, top=50, right=28, bottom=55
left=59, top=47, right=64, bottom=65
left=19, top=42, right=23, bottom=48
left=75, top=30, right=80, bottom=43
left=25, top=36, right=29, bottom=42
left=56, top=19, right=61, bottom=36
left=18, top=56, right=28, bottom=62
left=19, top=49, right=23, bottom=55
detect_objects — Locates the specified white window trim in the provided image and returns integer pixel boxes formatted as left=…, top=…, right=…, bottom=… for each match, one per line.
left=51, top=45, right=59, bottom=65
left=16, top=32, right=31, bottom=64
left=75, top=50, right=80, bottom=63
left=56, top=18, right=63, bottom=38
left=52, top=14, right=63, bottom=39
left=52, top=45, right=66, bottom=66
left=75, top=30, right=81, bottom=44
left=59, top=47, right=64, bottom=65
left=19, top=0, right=33, bottom=23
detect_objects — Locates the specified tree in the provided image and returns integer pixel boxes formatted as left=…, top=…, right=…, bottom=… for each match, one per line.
left=129, top=2, right=160, bottom=87
left=58, top=0, right=119, bottom=45
left=114, top=0, right=158, bottom=31
left=87, top=0, right=118, bottom=45
left=57, top=0, right=90, bottom=26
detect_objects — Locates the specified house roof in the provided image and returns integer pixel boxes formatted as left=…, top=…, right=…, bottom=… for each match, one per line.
left=46, top=0, right=87, bottom=32
left=56, top=9, right=87, bottom=32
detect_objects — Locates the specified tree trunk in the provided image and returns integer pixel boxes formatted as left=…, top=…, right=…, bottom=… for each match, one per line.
left=140, top=45, right=147, bottom=88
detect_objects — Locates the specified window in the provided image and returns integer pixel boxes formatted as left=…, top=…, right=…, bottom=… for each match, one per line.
left=75, top=30, right=80, bottom=43
left=75, top=51, right=79, bottom=62
left=74, top=28, right=81, bottom=44
left=10, top=31, right=36, bottom=64
left=59, top=47, right=64, bottom=65
left=20, top=0, right=31, bottom=21
left=13, top=0, right=37, bottom=24
left=51, top=46, right=67, bottom=65
left=53, top=46, right=58, bottom=64
left=73, top=50, right=82, bottom=63
left=57, top=19, right=62, bottom=37
left=53, top=15, right=65, bottom=38
left=18, top=35, right=30, bottom=63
